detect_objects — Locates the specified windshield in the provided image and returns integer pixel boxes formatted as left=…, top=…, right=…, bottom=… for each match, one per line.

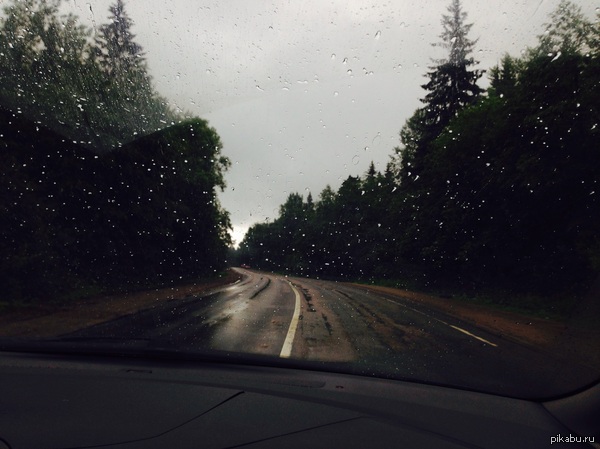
left=1, top=0, right=598, bottom=399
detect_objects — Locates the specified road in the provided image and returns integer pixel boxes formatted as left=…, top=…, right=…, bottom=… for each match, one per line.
left=70, top=268, right=598, bottom=397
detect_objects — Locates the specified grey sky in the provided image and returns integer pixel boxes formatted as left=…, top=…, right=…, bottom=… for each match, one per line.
left=64, top=0, right=597, bottom=245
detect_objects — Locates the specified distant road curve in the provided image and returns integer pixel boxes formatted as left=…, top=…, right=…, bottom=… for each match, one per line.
left=70, top=267, right=598, bottom=397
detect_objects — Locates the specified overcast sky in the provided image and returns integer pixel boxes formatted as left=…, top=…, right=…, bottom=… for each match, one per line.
left=64, top=0, right=597, bottom=245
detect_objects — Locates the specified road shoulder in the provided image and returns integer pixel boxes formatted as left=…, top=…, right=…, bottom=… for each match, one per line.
left=0, top=270, right=243, bottom=338
left=349, top=283, right=566, bottom=350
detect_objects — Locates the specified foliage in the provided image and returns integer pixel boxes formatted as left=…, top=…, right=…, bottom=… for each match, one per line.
left=392, top=1, right=599, bottom=293
left=0, top=1, right=232, bottom=302
left=421, top=0, right=483, bottom=135
left=237, top=1, right=600, bottom=299
left=397, top=0, right=483, bottom=200
left=237, top=163, right=400, bottom=280
left=0, top=0, right=178, bottom=153
left=533, top=0, right=596, bottom=57
left=0, top=108, right=231, bottom=302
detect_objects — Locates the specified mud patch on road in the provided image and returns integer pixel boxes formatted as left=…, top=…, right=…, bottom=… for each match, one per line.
left=291, top=284, right=355, bottom=362
left=249, top=277, right=271, bottom=299
left=321, top=314, right=333, bottom=335
left=351, top=300, right=431, bottom=352
left=301, top=287, right=317, bottom=312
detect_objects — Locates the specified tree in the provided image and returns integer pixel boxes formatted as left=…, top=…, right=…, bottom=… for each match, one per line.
left=591, top=9, right=600, bottom=57
left=93, top=0, right=177, bottom=147
left=488, top=54, right=522, bottom=99
left=317, top=185, right=337, bottom=209
left=95, top=0, right=144, bottom=77
left=421, top=0, right=483, bottom=135
left=0, top=0, right=96, bottom=138
left=397, top=108, right=428, bottom=183
left=0, top=1, right=233, bottom=301
left=392, top=0, right=600, bottom=293
left=533, top=0, right=595, bottom=58
left=0, top=0, right=178, bottom=152
left=395, top=0, right=482, bottom=187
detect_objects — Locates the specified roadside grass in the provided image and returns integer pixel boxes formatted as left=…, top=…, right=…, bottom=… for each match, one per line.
left=445, top=292, right=578, bottom=321
left=0, top=301, right=16, bottom=314
left=0, top=269, right=236, bottom=316
left=357, top=278, right=579, bottom=322
left=0, top=269, right=243, bottom=337
left=55, top=285, right=106, bottom=304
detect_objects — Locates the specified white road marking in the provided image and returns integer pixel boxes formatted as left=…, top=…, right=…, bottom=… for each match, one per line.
left=449, top=325, right=498, bottom=346
left=385, top=298, right=498, bottom=347
left=280, top=281, right=302, bottom=358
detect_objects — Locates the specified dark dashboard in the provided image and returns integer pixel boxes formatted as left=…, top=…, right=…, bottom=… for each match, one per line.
left=0, top=349, right=597, bottom=449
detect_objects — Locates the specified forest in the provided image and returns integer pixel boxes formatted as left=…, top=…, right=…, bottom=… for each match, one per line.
left=236, top=0, right=600, bottom=300
left=0, top=0, right=231, bottom=302
left=1, top=0, right=599, bottom=308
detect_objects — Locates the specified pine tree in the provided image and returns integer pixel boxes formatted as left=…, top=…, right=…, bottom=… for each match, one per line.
left=0, top=0, right=102, bottom=144
left=534, top=0, right=594, bottom=58
left=396, top=0, right=482, bottom=185
left=421, top=0, right=483, bottom=135
left=95, top=0, right=146, bottom=79
left=94, top=0, right=152, bottom=132
left=93, top=0, right=178, bottom=146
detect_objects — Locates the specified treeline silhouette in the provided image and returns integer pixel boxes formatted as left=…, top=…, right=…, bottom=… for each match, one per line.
left=237, top=1, right=599, bottom=298
left=1, top=108, right=231, bottom=302
left=0, top=0, right=231, bottom=302
left=0, top=0, right=179, bottom=152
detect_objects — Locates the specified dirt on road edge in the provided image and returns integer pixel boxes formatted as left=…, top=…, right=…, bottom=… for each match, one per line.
left=0, top=270, right=243, bottom=338
left=350, top=284, right=566, bottom=348
left=352, top=283, right=600, bottom=371
left=2, top=271, right=597, bottom=373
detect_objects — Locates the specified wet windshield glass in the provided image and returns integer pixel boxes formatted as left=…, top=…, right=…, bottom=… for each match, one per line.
left=0, top=0, right=599, bottom=399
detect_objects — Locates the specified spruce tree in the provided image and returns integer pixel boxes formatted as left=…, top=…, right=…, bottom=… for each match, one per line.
left=92, top=0, right=178, bottom=147
left=421, top=0, right=483, bottom=136
left=95, top=0, right=146, bottom=79
left=396, top=0, right=482, bottom=183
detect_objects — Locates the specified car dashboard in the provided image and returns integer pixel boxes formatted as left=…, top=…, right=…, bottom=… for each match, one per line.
left=0, top=349, right=597, bottom=449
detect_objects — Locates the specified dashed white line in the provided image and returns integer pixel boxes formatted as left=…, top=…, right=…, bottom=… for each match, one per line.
left=279, top=281, right=302, bottom=358
left=449, top=325, right=497, bottom=346
left=385, top=298, right=498, bottom=347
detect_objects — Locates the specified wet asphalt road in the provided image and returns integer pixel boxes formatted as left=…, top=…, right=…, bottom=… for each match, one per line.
left=70, top=268, right=598, bottom=397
